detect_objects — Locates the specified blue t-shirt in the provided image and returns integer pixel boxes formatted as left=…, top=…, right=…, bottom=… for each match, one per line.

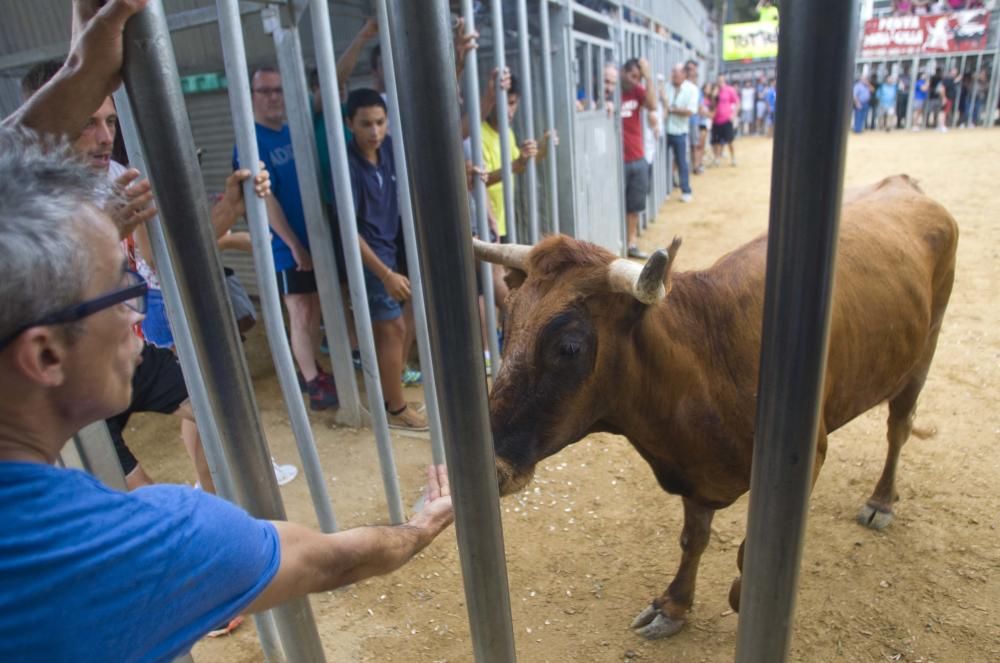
left=765, top=87, right=776, bottom=112
left=341, top=134, right=400, bottom=271
left=853, top=81, right=871, bottom=106
left=877, top=83, right=897, bottom=109
left=233, top=123, right=309, bottom=272
left=0, top=462, right=279, bottom=663
left=914, top=77, right=928, bottom=102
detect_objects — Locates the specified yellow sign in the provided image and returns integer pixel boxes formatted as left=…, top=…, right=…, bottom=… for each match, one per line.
left=723, top=21, right=779, bottom=61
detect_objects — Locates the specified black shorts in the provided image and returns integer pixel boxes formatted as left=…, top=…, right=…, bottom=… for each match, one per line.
left=106, top=343, right=189, bottom=475
left=277, top=267, right=318, bottom=295
left=624, top=158, right=650, bottom=214
left=711, top=120, right=735, bottom=145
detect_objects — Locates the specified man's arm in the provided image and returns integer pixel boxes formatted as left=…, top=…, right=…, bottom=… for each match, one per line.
left=246, top=465, right=453, bottom=614
left=639, top=59, right=657, bottom=111
left=336, top=18, right=378, bottom=85
left=210, top=167, right=271, bottom=240
left=4, top=0, right=148, bottom=135
left=265, top=196, right=312, bottom=270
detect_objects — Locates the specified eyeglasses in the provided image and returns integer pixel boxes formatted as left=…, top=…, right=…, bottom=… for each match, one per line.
left=0, top=269, right=148, bottom=351
left=252, top=87, right=284, bottom=97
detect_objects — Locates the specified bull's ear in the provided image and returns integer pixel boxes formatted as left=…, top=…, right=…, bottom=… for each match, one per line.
left=504, top=267, right=527, bottom=291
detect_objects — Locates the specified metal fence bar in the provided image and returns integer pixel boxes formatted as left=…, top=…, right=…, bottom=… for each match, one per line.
left=308, top=0, right=405, bottom=524
left=516, top=0, right=540, bottom=244
left=734, top=2, right=858, bottom=662
left=124, top=2, right=327, bottom=659
left=215, top=1, right=339, bottom=537
left=539, top=0, right=560, bottom=235
left=460, top=0, right=502, bottom=382
left=111, top=89, right=238, bottom=507
left=261, top=6, right=365, bottom=430
left=387, top=1, right=518, bottom=661
left=371, top=0, right=446, bottom=464
left=490, top=0, right=518, bottom=244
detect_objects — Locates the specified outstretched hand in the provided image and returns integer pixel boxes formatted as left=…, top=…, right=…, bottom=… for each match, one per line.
left=409, top=465, right=454, bottom=536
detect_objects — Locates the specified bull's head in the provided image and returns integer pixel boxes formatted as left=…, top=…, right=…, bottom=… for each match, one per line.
left=475, top=235, right=682, bottom=496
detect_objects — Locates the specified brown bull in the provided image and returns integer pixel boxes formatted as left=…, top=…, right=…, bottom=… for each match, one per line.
left=474, top=175, right=957, bottom=639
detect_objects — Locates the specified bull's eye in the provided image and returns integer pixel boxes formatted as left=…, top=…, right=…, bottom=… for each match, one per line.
left=559, top=341, right=581, bottom=357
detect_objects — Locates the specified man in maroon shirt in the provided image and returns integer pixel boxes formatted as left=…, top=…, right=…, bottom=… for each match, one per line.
left=619, top=58, right=657, bottom=259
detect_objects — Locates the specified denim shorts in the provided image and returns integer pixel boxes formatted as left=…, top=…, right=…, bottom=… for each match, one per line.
left=363, top=268, right=403, bottom=322
left=141, top=288, right=174, bottom=348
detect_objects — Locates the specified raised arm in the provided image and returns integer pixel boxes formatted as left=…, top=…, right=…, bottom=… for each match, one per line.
left=337, top=18, right=379, bottom=85
left=4, top=0, right=148, bottom=136
left=246, top=465, right=453, bottom=613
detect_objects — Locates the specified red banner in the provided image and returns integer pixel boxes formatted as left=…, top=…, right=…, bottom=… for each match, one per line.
left=861, top=10, right=990, bottom=58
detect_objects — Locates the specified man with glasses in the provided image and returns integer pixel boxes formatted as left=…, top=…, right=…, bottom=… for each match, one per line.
left=0, top=127, right=454, bottom=661
left=238, top=66, right=339, bottom=410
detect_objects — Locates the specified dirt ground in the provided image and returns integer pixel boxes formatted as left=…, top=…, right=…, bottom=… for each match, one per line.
left=127, top=127, right=1000, bottom=662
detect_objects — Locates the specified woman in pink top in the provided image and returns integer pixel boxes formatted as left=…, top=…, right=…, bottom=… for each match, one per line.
left=710, top=75, right=740, bottom=166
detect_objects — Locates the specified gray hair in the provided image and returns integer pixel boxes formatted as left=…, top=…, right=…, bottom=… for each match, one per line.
left=0, top=128, right=113, bottom=344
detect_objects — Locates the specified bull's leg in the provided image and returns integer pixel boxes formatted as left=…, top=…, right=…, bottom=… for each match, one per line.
left=857, top=369, right=932, bottom=530
left=729, top=428, right=829, bottom=612
left=631, top=498, right=714, bottom=639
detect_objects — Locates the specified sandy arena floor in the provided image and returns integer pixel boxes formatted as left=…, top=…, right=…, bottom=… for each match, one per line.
left=126, top=126, right=1000, bottom=662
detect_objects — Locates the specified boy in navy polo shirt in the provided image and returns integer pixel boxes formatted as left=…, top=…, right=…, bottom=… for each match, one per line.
left=341, top=89, right=427, bottom=431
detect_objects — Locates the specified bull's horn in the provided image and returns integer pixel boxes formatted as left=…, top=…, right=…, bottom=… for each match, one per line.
left=608, top=236, right=683, bottom=304
left=472, top=238, right=531, bottom=272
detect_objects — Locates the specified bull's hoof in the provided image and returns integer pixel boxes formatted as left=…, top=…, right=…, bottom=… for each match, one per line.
left=856, top=503, right=894, bottom=530
left=630, top=604, right=685, bottom=639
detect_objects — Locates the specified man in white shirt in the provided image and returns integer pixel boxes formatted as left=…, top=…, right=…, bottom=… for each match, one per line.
left=664, top=64, right=699, bottom=203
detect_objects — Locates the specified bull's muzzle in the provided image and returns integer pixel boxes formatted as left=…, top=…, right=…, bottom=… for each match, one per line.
left=496, top=457, right=536, bottom=497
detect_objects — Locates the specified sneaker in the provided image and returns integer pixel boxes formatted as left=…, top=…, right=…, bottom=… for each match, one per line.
left=938, top=125, right=948, bottom=133
left=207, top=614, right=245, bottom=638
left=272, top=458, right=299, bottom=486
left=387, top=404, right=429, bottom=431
left=307, top=375, right=339, bottom=410
left=352, top=349, right=362, bottom=371
left=401, top=366, right=423, bottom=386
left=297, top=363, right=329, bottom=393
left=627, top=246, right=649, bottom=260
left=680, top=193, right=692, bottom=203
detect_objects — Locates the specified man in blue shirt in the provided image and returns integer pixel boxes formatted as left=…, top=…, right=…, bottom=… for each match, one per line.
left=242, top=66, right=338, bottom=410
left=340, top=89, right=427, bottom=430
left=0, top=125, right=453, bottom=663
left=852, top=75, right=872, bottom=134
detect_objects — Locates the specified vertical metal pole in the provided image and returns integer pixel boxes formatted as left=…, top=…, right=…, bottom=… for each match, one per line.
left=214, top=1, right=339, bottom=537
left=539, top=0, right=559, bottom=235
left=113, top=107, right=281, bottom=663
left=615, top=11, right=627, bottom=256
left=516, top=0, right=540, bottom=244
left=112, top=89, right=238, bottom=505
left=371, top=0, right=446, bottom=464
left=584, top=43, right=594, bottom=110
left=261, top=7, right=364, bottom=430
left=988, top=41, right=1000, bottom=128
left=490, top=0, right=518, bottom=243
left=307, top=0, right=405, bottom=524
left=387, top=2, right=518, bottom=661
left=905, top=55, right=918, bottom=129
left=551, top=5, right=578, bottom=236
left=734, top=2, right=858, bottom=662
left=460, top=0, right=502, bottom=381
left=972, top=52, right=982, bottom=126
left=122, top=3, right=328, bottom=660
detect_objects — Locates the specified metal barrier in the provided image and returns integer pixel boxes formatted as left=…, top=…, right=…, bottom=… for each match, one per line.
left=387, top=1, right=518, bottom=660
left=120, top=1, right=328, bottom=659
left=734, top=1, right=857, bottom=661
left=462, top=0, right=503, bottom=380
